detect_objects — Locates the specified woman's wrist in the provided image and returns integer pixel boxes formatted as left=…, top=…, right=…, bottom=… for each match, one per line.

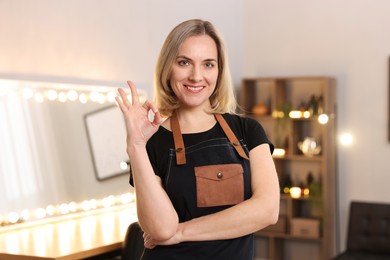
left=175, top=222, right=185, bottom=244
left=127, top=143, right=147, bottom=157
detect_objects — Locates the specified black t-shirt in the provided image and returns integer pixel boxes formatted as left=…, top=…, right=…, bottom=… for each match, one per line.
left=130, top=114, right=273, bottom=260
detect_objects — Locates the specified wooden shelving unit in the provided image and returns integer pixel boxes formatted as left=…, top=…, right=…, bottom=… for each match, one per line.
left=239, top=77, right=337, bottom=260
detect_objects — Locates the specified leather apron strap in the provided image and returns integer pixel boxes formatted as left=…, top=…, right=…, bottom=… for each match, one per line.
left=171, top=112, right=187, bottom=165
left=171, top=113, right=249, bottom=165
left=214, top=114, right=250, bottom=161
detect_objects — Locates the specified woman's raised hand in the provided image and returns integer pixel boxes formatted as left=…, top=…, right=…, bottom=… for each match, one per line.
left=116, top=81, right=162, bottom=147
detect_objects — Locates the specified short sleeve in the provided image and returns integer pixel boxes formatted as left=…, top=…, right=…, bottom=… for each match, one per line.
left=243, top=117, right=274, bottom=154
left=129, top=126, right=171, bottom=187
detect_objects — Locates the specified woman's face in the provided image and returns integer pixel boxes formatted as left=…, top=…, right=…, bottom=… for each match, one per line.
left=169, top=35, right=218, bottom=111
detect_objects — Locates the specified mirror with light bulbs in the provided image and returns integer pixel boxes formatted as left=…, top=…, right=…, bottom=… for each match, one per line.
left=0, top=79, right=147, bottom=226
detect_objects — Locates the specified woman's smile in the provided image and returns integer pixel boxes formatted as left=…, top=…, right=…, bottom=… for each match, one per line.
left=184, top=84, right=204, bottom=93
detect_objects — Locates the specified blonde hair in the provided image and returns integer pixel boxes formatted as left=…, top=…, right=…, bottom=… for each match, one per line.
left=153, top=19, right=237, bottom=117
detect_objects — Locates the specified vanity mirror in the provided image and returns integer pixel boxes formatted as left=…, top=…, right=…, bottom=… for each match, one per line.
left=0, top=79, right=147, bottom=225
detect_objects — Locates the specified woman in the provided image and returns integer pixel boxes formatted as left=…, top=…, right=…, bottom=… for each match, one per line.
left=116, top=19, right=280, bottom=260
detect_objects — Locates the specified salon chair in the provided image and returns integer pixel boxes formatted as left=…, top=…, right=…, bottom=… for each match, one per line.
left=122, top=222, right=145, bottom=260
left=333, top=201, right=390, bottom=260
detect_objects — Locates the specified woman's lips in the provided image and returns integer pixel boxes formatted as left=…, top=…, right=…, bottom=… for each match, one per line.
left=185, top=85, right=204, bottom=92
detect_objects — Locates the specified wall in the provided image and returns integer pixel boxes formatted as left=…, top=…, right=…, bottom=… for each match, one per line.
left=244, top=0, right=390, bottom=252
left=0, top=0, right=244, bottom=87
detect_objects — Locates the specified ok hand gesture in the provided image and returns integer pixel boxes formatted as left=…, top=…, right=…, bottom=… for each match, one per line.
left=116, top=81, right=162, bottom=147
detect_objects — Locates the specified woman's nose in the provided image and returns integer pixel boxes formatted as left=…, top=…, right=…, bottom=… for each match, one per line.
left=189, top=66, right=202, bottom=82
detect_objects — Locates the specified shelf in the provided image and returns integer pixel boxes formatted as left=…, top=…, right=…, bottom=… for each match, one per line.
left=255, top=231, right=323, bottom=242
left=273, top=155, right=324, bottom=162
left=240, top=76, right=336, bottom=260
left=249, top=114, right=333, bottom=123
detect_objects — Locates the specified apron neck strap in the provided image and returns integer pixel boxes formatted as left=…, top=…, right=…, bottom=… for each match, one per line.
left=170, top=113, right=249, bottom=165
left=214, top=114, right=250, bottom=161
left=170, top=112, right=186, bottom=165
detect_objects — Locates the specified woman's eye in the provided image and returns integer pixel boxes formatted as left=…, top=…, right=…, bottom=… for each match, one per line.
left=178, top=60, right=189, bottom=66
left=205, top=63, right=214, bottom=68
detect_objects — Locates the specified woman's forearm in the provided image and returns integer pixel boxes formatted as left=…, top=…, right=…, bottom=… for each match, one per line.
left=128, top=144, right=179, bottom=241
left=148, top=193, right=279, bottom=249
left=178, top=192, right=279, bottom=242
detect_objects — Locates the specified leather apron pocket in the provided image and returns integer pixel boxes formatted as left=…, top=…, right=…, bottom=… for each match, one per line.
left=194, top=163, right=244, bottom=207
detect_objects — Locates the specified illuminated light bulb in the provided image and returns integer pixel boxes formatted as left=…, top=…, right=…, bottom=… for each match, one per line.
left=340, top=133, right=353, bottom=146
left=59, top=203, right=70, bottom=214
left=46, top=89, right=58, bottom=101
left=35, top=208, right=46, bottom=219
left=89, top=91, right=100, bottom=102
left=58, top=91, right=67, bottom=103
left=318, top=114, right=329, bottom=125
left=106, top=91, right=117, bottom=103
left=303, top=111, right=311, bottom=118
left=46, top=205, right=56, bottom=216
left=289, top=110, right=302, bottom=119
left=108, top=195, right=116, bottom=203
left=303, top=188, right=310, bottom=197
left=89, top=199, right=97, bottom=209
left=120, top=161, right=129, bottom=170
left=119, top=193, right=132, bottom=205
left=34, top=92, right=44, bottom=103
left=102, top=198, right=111, bottom=208
left=68, top=201, right=78, bottom=212
left=289, top=187, right=302, bottom=199
left=102, top=195, right=116, bottom=208
left=283, top=187, right=290, bottom=194
left=8, top=212, right=20, bottom=224
left=22, top=88, right=34, bottom=99
left=81, top=200, right=91, bottom=211
left=79, top=93, right=88, bottom=104
left=67, top=90, right=78, bottom=101
left=272, top=111, right=284, bottom=118
left=97, top=93, right=106, bottom=104
left=273, top=148, right=286, bottom=157
left=20, top=209, right=31, bottom=221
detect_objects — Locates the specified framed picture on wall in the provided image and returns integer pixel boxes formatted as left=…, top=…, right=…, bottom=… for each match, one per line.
left=84, top=105, right=129, bottom=181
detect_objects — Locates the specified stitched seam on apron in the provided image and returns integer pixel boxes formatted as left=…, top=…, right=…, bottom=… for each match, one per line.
left=186, top=144, right=232, bottom=154
left=166, top=150, right=175, bottom=191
